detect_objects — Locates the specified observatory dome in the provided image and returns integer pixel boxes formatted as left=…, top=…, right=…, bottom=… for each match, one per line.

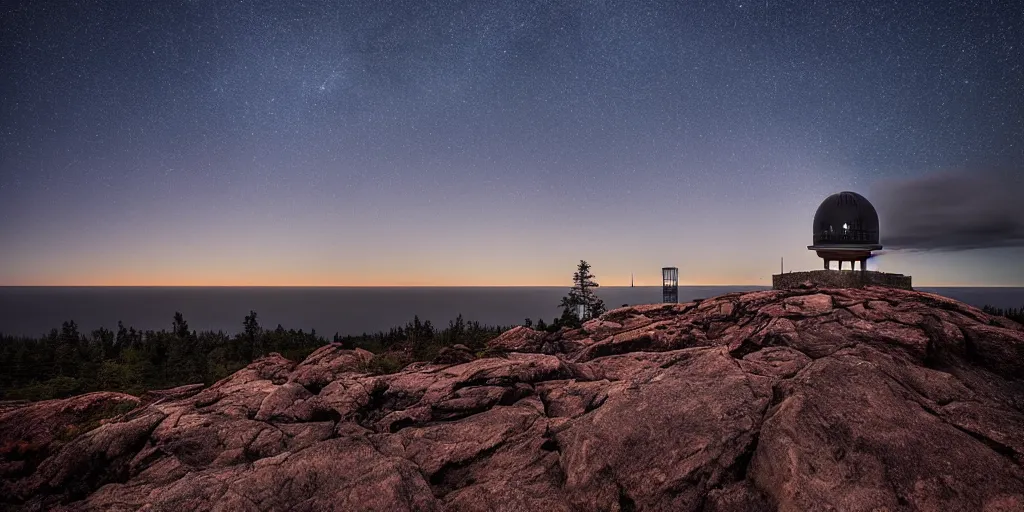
left=810, top=191, right=881, bottom=248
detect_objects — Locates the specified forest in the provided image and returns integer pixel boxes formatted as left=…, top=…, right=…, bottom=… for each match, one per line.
left=0, top=311, right=514, bottom=402
left=980, top=304, right=1024, bottom=324
left=0, top=260, right=607, bottom=402
left=2, top=300, right=1019, bottom=403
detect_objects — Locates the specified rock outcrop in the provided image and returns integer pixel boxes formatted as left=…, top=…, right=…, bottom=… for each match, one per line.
left=2, top=287, right=1023, bottom=511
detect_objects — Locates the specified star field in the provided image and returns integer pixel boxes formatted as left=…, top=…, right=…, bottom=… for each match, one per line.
left=1, top=0, right=1022, bottom=286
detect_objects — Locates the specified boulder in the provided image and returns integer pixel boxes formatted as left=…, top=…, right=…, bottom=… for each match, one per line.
left=486, top=325, right=548, bottom=353
left=141, top=383, right=205, bottom=404
left=0, top=391, right=140, bottom=480
left=289, top=345, right=374, bottom=392
left=433, top=344, right=477, bottom=365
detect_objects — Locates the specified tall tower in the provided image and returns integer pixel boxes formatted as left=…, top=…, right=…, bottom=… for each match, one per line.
left=662, top=267, right=679, bottom=303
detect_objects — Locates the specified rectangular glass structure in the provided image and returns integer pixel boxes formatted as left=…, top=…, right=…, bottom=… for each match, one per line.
left=662, top=267, right=679, bottom=303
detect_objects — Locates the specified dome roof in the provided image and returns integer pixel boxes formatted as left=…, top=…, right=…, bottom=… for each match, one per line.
left=810, top=191, right=881, bottom=248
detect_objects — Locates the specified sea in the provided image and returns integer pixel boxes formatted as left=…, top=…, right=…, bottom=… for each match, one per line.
left=1, top=286, right=1022, bottom=338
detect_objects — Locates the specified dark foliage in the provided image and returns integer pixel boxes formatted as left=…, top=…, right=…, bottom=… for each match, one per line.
left=981, top=304, right=1024, bottom=324
left=558, top=260, right=606, bottom=328
left=0, top=312, right=509, bottom=401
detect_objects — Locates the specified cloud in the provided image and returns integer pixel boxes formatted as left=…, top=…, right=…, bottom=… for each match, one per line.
left=872, top=169, right=1024, bottom=251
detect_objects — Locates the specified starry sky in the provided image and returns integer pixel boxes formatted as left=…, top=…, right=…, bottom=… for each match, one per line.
left=1, top=0, right=1022, bottom=287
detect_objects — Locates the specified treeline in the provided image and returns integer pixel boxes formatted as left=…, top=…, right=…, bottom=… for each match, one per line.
left=981, top=304, right=1024, bottom=324
left=0, top=260, right=612, bottom=402
left=11, top=298, right=1013, bottom=403
left=0, top=311, right=510, bottom=402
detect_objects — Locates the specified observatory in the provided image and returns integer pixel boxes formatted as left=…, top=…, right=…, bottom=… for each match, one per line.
left=807, top=191, right=883, bottom=271
left=773, top=191, right=912, bottom=290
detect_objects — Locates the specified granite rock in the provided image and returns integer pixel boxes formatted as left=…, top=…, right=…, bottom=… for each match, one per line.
left=3, top=286, right=1023, bottom=511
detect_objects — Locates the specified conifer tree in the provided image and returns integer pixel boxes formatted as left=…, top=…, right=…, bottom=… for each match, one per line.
left=244, top=310, right=261, bottom=358
left=559, top=260, right=606, bottom=326
left=172, top=312, right=190, bottom=338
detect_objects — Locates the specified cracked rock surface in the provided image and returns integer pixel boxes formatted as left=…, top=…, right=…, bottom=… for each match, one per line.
left=2, top=286, right=1024, bottom=511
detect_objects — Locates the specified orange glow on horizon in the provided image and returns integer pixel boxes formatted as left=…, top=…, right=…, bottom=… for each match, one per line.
left=2, top=255, right=1016, bottom=288
left=0, top=276, right=1012, bottom=287
left=2, top=273, right=772, bottom=287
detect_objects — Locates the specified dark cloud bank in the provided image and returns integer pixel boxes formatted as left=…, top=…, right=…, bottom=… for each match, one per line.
left=872, top=169, right=1024, bottom=252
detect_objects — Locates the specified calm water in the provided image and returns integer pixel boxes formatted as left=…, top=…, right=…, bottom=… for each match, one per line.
left=0, top=286, right=1022, bottom=338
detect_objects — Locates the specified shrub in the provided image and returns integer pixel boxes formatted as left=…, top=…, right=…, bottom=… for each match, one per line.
left=4, top=376, right=82, bottom=401
left=367, top=354, right=406, bottom=375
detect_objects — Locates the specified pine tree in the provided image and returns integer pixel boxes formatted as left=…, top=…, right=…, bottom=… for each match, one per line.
left=449, top=314, right=466, bottom=344
left=173, top=312, right=190, bottom=338
left=244, top=311, right=261, bottom=358
left=116, top=321, right=128, bottom=346
left=558, top=260, right=606, bottom=326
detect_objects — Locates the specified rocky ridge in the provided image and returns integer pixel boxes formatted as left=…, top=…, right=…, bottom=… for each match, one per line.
left=2, top=285, right=1023, bottom=511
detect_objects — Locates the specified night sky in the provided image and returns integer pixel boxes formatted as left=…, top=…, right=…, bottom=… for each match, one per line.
left=2, top=0, right=1022, bottom=286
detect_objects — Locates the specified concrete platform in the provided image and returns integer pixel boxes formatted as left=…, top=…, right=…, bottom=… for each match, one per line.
left=773, top=270, right=913, bottom=290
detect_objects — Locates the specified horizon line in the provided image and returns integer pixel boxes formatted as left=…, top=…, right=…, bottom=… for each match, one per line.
left=2, top=284, right=1022, bottom=288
